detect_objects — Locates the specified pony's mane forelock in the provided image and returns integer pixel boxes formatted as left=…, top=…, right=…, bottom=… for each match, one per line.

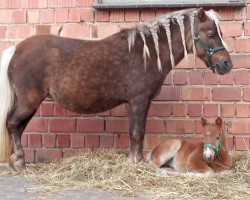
left=127, top=9, right=225, bottom=72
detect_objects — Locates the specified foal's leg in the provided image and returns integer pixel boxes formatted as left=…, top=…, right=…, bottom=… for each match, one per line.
left=127, top=96, right=150, bottom=164
left=7, top=102, right=38, bottom=171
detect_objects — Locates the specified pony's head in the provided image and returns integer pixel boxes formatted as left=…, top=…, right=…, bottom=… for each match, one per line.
left=194, top=8, right=232, bottom=75
left=201, top=117, right=223, bottom=162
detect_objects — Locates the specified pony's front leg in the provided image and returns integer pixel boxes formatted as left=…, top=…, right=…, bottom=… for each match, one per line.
left=128, top=96, right=150, bottom=164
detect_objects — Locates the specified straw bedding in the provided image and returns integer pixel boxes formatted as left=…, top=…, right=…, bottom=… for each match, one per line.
left=1, top=149, right=249, bottom=199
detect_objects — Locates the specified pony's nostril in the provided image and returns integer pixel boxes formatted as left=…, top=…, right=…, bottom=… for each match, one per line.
left=224, top=60, right=232, bottom=69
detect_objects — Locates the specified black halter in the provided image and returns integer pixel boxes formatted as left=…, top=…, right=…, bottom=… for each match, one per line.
left=194, top=18, right=225, bottom=70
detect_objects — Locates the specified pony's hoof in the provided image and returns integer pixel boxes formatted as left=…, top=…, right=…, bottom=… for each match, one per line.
left=9, top=153, right=25, bottom=172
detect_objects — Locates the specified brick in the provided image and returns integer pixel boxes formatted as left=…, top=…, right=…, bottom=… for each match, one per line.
left=57, top=134, right=70, bottom=148
left=195, top=119, right=203, bottom=134
left=235, top=70, right=249, bottom=85
left=111, top=104, right=128, bottom=117
left=243, top=87, right=250, bottom=101
left=95, top=10, right=109, bottom=22
left=189, top=136, right=202, bottom=143
left=219, top=8, right=233, bottom=21
left=41, top=10, right=54, bottom=24
left=220, top=104, right=235, bottom=118
left=50, top=25, right=62, bottom=35
left=154, top=86, right=180, bottom=101
left=173, top=103, right=186, bottom=117
left=234, top=7, right=244, bottom=21
left=145, top=119, right=165, bottom=133
left=166, top=120, right=194, bottom=134
left=145, top=135, right=159, bottom=149
left=14, top=11, right=26, bottom=24
left=50, top=119, right=75, bottom=133
left=41, top=102, right=54, bottom=116
left=182, top=87, right=210, bottom=101
left=125, top=10, right=139, bottom=22
left=63, top=24, right=90, bottom=39
left=223, top=37, right=234, bottom=53
left=71, top=134, right=85, bottom=148
left=227, top=136, right=234, bottom=151
left=141, top=9, right=155, bottom=22
left=86, top=135, right=99, bottom=148
left=50, top=0, right=76, bottom=8
left=203, top=104, right=218, bottom=117
left=175, top=55, right=197, bottom=69
left=111, top=10, right=124, bottom=22
left=21, top=134, right=28, bottom=147
left=106, top=119, right=129, bottom=133
left=63, top=149, right=87, bottom=158
left=189, top=71, right=203, bottom=85
left=235, top=38, right=250, bottom=53
left=36, top=25, right=51, bottom=34
left=244, top=22, right=250, bottom=36
left=204, top=71, right=218, bottom=85
left=212, top=87, right=241, bottom=101
left=25, top=118, right=47, bottom=132
left=69, top=9, right=80, bottom=22
left=78, top=119, right=104, bottom=133
left=228, top=120, right=250, bottom=134
left=22, top=0, right=47, bottom=8
left=27, top=10, right=40, bottom=23
left=29, top=134, right=42, bottom=147
left=115, top=134, right=129, bottom=148
left=232, top=55, right=250, bottom=69
left=55, top=9, right=68, bottom=23
left=7, top=26, right=19, bottom=39
left=247, top=6, right=250, bottom=20
left=235, top=137, right=249, bottom=151
left=24, top=149, right=35, bottom=163
left=188, top=104, right=202, bottom=117
left=4, top=0, right=19, bottom=9
left=79, top=8, right=94, bottom=22
left=19, top=25, right=34, bottom=39
left=78, top=0, right=94, bottom=7
left=219, top=71, right=234, bottom=85
left=54, top=104, right=67, bottom=116
left=156, top=103, right=172, bottom=117
left=156, top=8, right=170, bottom=18
left=0, top=10, right=13, bottom=24
left=0, top=26, right=6, bottom=39
left=163, top=72, right=172, bottom=85
left=92, top=25, right=119, bottom=39
left=100, top=135, right=114, bottom=148
left=36, top=149, right=62, bottom=162
left=43, top=134, right=56, bottom=148
left=174, top=71, right=187, bottom=85
left=148, top=104, right=157, bottom=117
left=219, top=22, right=242, bottom=37
left=1, top=41, right=14, bottom=51
left=236, top=104, right=250, bottom=118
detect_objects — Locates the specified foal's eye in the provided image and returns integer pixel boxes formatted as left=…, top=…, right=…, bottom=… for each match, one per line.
left=216, top=136, right=220, bottom=140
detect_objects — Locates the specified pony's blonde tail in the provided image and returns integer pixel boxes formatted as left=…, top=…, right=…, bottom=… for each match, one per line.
left=0, top=46, right=16, bottom=162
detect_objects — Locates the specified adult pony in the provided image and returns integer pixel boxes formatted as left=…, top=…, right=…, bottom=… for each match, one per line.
left=0, top=8, right=232, bottom=171
left=147, top=117, right=232, bottom=177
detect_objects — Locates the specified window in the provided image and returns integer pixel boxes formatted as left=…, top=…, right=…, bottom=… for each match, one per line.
left=93, top=0, right=245, bottom=9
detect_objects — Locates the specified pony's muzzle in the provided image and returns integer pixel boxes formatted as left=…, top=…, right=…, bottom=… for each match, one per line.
left=203, top=147, right=215, bottom=162
left=215, top=59, right=233, bottom=75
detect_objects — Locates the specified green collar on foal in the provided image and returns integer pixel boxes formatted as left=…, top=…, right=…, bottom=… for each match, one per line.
left=194, top=18, right=225, bottom=70
left=203, top=129, right=223, bottom=156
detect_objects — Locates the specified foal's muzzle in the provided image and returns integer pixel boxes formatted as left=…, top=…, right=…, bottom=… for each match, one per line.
left=203, top=147, right=215, bottom=162
left=214, top=59, right=233, bottom=75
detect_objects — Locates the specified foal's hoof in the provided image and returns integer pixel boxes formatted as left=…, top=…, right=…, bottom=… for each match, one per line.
left=9, top=153, right=25, bottom=172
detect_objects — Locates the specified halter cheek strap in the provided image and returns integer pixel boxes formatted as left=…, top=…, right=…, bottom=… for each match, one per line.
left=194, top=18, right=225, bottom=70
left=203, top=130, right=223, bottom=156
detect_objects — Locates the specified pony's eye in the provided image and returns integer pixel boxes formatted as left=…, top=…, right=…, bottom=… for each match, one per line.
left=216, top=137, right=220, bottom=140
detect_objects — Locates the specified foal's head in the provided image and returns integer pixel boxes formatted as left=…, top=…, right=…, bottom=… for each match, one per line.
left=195, top=8, right=232, bottom=75
left=201, top=117, right=223, bottom=162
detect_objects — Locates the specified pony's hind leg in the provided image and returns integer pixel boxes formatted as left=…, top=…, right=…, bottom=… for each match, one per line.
left=7, top=102, right=38, bottom=171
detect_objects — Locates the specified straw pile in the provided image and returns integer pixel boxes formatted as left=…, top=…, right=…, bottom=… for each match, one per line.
left=1, top=149, right=250, bottom=199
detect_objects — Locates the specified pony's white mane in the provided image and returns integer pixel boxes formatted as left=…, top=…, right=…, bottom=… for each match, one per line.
left=127, top=9, right=225, bottom=72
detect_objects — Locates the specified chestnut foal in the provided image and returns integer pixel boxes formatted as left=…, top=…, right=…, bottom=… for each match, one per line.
left=147, top=117, right=232, bottom=176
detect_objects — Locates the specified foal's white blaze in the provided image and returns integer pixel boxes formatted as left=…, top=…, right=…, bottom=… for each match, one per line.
left=203, top=146, right=215, bottom=161
left=206, top=131, right=211, bottom=135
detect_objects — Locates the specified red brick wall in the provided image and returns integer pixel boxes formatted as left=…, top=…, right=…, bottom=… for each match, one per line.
left=0, top=0, right=250, bottom=162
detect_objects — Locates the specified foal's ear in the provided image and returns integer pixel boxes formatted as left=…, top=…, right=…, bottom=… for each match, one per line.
left=197, top=7, right=207, bottom=22
left=201, top=117, right=207, bottom=127
left=215, top=117, right=223, bottom=128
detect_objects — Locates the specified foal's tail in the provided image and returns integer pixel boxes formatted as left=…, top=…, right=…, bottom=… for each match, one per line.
left=0, top=46, right=16, bottom=162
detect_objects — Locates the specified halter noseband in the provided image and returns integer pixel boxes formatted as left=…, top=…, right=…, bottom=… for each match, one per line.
left=194, top=18, right=225, bottom=70
left=203, top=129, right=222, bottom=156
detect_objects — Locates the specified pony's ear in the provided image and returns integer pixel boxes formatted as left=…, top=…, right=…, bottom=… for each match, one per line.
left=201, top=117, right=207, bottom=127
left=197, top=7, right=207, bottom=22
left=215, top=117, right=223, bottom=128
